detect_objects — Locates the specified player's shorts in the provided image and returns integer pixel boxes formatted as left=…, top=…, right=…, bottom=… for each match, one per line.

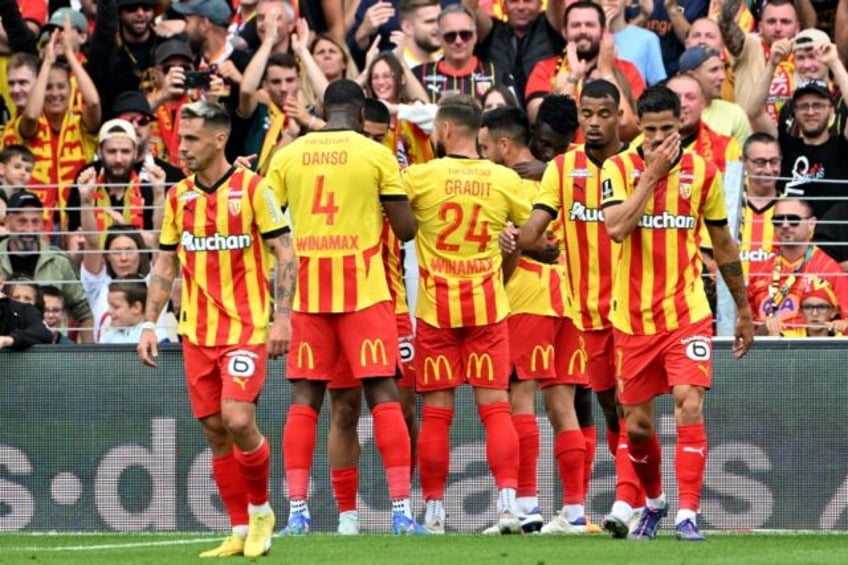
left=613, top=317, right=713, bottom=406
left=183, top=341, right=267, bottom=419
left=396, top=312, right=415, bottom=388
left=581, top=327, right=616, bottom=392
left=509, top=313, right=557, bottom=381
left=539, top=316, right=590, bottom=389
left=414, top=318, right=510, bottom=392
left=287, top=301, right=399, bottom=384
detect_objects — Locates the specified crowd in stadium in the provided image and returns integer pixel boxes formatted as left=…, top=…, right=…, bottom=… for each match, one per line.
left=0, top=0, right=847, bottom=553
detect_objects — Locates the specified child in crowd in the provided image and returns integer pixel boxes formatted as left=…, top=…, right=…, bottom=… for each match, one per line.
left=42, top=285, right=73, bottom=344
left=0, top=145, right=35, bottom=198
left=99, top=278, right=170, bottom=344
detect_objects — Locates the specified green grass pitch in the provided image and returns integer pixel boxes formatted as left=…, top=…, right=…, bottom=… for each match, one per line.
left=3, top=532, right=848, bottom=564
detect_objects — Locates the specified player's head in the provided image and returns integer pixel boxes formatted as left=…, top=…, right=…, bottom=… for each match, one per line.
left=363, top=98, right=391, bottom=143
left=636, top=85, right=681, bottom=151
left=0, top=144, right=34, bottom=189
left=107, top=277, right=147, bottom=328
left=666, top=73, right=706, bottom=137
left=563, top=0, right=605, bottom=61
left=103, top=224, right=151, bottom=279
left=323, top=79, right=367, bottom=130
left=773, top=197, right=815, bottom=248
left=479, top=106, right=530, bottom=166
left=531, top=94, right=578, bottom=162
left=579, top=79, right=621, bottom=150
left=433, top=94, right=482, bottom=157
left=742, top=132, right=781, bottom=194
left=178, top=101, right=231, bottom=173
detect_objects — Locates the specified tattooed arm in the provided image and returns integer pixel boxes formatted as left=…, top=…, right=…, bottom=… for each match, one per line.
left=707, top=222, right=754, bottom=359
left=137, top=250, right=178, bottom=367
left=265, top=232, right=295, bottom=359
left=719, top=0, right=746, bottom=58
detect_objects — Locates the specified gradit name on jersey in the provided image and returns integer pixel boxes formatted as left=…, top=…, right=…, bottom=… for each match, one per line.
left=181, top=232, right=252, bottom=252
left=638, top=211, right=696, bottom=230
left=569, top=201, right=604, bottom=223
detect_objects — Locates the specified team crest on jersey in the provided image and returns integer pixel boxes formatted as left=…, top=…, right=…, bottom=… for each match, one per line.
left=679, top=183, right=692, bottom=199
left=228, top=199, right=242, bottom=216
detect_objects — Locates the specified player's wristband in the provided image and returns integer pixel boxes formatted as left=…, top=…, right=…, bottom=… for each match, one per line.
left=141, top=321, right=157, bottom=332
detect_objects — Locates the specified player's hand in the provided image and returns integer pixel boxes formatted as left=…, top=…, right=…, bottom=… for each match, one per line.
left=645, top=132, right=680, bottom=177
left=499, top=221, right=519, bottom=254
left=137, top=329, right=159, bottom=367
left=733, top=312, right=755, bottom=359
left=513, top=159, right=547, bottom=181
left=267, top=315, right=291, bottom=359
left=769, top=38, right=792, bottom=66
left=525, top=238, right=560, bottom=264
left=234, top=154, right=258, bottom=169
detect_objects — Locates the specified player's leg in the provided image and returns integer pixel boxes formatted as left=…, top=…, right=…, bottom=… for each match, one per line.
left=508, top=378, right=543, bottom=533
left=397, top=315, right=419, bottom=478
left=466, top=320, right=521, bottom=535
left=575, top=386, right=597, bottom=516
left=328, top=384, right=363, bottom=535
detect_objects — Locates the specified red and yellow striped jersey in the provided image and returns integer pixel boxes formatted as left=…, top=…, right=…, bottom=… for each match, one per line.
left=159, top=166, right=288, bottom=346
left=738, top=195, right=777, bottom=280
left=267, top=130, right=407, bottom=313
left=601, top=149, right=727, bottom=335
left=381, top=215, right=409, bottom=316
left=506, top=178, right=567, bottom=318
left=404, top=157, right=531, bottom=328
left=535, top=147, right=619, bottom=330
left=385, top=119, right=434, bottom=170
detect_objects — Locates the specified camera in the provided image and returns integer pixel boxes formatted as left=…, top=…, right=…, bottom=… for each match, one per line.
left=183, top=70, right=212, bottom=90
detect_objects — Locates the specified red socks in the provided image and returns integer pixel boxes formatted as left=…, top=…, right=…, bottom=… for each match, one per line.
left=606, top=426, right=619, bottom=457
left=581, top=425, right=597, bottom=500
left=478, top=402, right=519, bottom=490
left=676, top=423, right=707, bottom=512
left=331, top=467, right=358, bottom=513
left=211, top=452, right=248, bottom=527
left=554, top=429, right=586, bottom=505
left=512, top=414, right=539, bottom=498
left=627, top=430, right=663, bottom=500
left=233, top=437, right=271, bottom=506
left=615, top=418, right=646, bottom=507
left=417, top=405, right=454, bottom=501
left=283, top=404, right=318, bottom=500
left=372, top=402, right=412, bottom=500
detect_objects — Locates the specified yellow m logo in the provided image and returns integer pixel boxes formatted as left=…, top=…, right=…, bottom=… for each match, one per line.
left=530, top=345, right=554, bottom=373
left=360, top=338, right=388, bottom=367
left=423, top=355, right=452, bottom=384
left=297, top=342, right=314, bottom=370
left=568, top=336, right=587, bottom=376
left=467, top=352, right=494, bottom=381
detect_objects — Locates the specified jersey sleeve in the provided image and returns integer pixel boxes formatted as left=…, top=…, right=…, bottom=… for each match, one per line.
left=702, top=167, right=728, bottom=224
left=266, top=148, right=289, bottom=208
left=600, top=157, right=628, bottom=208
left=158, top=187, right=180, bottom=250
left=376, top=145, right=408, bottom=201
left=508, top=176, right=533, bottom=225
left=533, top=160, right=562, bottom=219
left=253, top=177, right=290, bottom=238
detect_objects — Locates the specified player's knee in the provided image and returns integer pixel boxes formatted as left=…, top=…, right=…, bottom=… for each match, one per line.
left=363, top=376, right=400, bottom=408
left=625, top=416, right=653, bottom=444
left=574, top=386, right=594, bottom=428
left=291, top=380, right=325, bottom=413
left=595, top=389, right=620, bottom=429
left=330, top=392, right=362, bottom=430
left=221, top=408, right=256, bottom=438
left=675, top=396, right=704, bottom=425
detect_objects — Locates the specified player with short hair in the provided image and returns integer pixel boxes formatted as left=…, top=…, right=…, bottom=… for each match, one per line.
left=266, top=79, right=425, bottom=536
left=599, top=85, right=753, bottom=541
left=404, top=94, right=528, bottom=534
left=138, top=100, right=294, bottom=558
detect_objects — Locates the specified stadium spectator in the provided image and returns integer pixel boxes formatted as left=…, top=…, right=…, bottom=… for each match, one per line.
left=524, top=1, right=643, bottom=138
left=765, top=277, right=846, bottom=336
left=411, top=5, right=503, bottom=103
left=814, top=201, right=848, bottom=269
left=678, top=45, right=751, bottom=148
left=396, top=0, right=442, bottom=70
left=41, top=284, right=73, bottom=344
left=779, top=79, right=848, bottom=219
left=683, top=18, right=735, bottom=102
left=0, top=145, right=35, bottom=197
left=0, top=194, right=6, bottom=239
left=4, top=274, right=43, bottom=311
left=465, top=0, right=565, bottom=107
left=600, top=85, right=753, bottom=540
left=600, top=0, right=666, bottom=86
left=0, top=191, right=94, bottom=343
left=2, top=53, right=39, bottom=145
left=0, top=276, right=52, bottom=350
left=100, top=277, right=168, bottom=343
left=749, top=29, right=848, bottom=139
left=247, top=0, right=296, bottom=54
left=138, top=100, right=294, bottom=557
left=267, top=80, right=422, bottom=536
left=481, top=84, right=519, bottom=111
left=302, top=31, right=361, bottom=111
left=748, top=197, right=848, bottom=333
left=739, top=133, right=782, bottom=278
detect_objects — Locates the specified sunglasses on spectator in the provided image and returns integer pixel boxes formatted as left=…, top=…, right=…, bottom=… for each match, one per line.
left=119, top=113, right=152, bottom=126
left=771, top=214, right=809, bottom=227
left=801, top=303, right=834, bottom=313
left=745, top=157, right=781, bottom=168
left=442, top=30, right=474, bottom=44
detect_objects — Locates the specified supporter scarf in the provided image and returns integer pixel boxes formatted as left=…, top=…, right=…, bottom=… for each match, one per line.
left=93, top=169, right=145, bottom=235
left=762, top=38, right=795, bottom=124
left=766, top=246, right=814, bottom=317
left=257, top=101, right=287, bottom=175
left=153, top=97, right=187, bottom=167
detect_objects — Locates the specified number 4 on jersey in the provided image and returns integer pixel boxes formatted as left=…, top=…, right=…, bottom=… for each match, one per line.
left=312, top=175, right=339, bottom=225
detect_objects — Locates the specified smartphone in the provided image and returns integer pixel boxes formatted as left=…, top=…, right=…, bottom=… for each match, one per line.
left=184, top=70, right=212, bottom=90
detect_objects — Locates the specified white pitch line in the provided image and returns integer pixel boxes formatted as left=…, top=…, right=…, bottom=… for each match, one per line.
left=10, top=537, right=216, bottom=552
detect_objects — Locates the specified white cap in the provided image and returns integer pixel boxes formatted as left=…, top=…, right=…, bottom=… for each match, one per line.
left=98, top=118, right=138, bottom=146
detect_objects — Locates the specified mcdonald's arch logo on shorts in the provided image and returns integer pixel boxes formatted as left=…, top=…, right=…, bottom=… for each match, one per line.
left=530, top=345, right=554, bottom=373
left=360, top=339, right=388, bottom=367
left=297, top=342, right=314, bottom=370
left=423, top=355, right=452, bottom=384
left=568, top=336, right=588, bottom=376
left=467, top=352, right=494, bottom=381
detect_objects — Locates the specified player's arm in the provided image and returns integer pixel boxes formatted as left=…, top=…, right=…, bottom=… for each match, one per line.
left=517, top=208, right=554, bottom=252
left=383, top=198, right=417, bottom=241
left=708, top=222, right=754, bottom=358
left=138, top=250, right=178, bottom=367
left=265, top=231, right=295, bottom=359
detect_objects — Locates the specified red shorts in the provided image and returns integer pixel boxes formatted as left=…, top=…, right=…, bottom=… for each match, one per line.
left=538, top=317, right=590, bottom=389
left=614, top=317, right=713, bottom=406
left=415, top=319, right=510, bottom=392
left=582, top=327, right=616, bottom=392
left=183, top=342, right=267, bottom=419
left=509, top=313, right=557, bottom=380
left=287, top=301, right=399, bottom=385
